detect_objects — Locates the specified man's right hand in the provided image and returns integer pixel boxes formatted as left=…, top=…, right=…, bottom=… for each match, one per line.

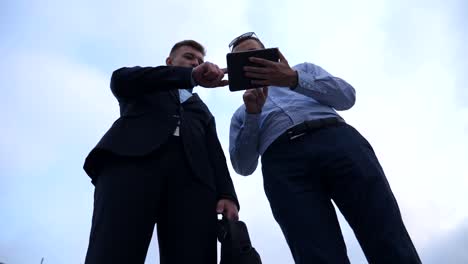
left=193, top=62, right=229, bottom=88
left=243, top=87, right=268, bottom=114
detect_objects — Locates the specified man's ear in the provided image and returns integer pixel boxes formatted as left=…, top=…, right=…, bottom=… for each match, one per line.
left=166, top=57, right=172, bottom=66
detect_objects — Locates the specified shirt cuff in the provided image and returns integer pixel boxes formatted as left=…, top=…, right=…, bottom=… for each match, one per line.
left=243, top=112, right=260, bottom=127
left=295, top=69, right=313, bottom=88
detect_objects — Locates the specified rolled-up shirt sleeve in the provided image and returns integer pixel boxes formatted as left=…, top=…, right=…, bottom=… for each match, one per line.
left=229, top=109, right=261, bottom=176
left=292, top=63, right=356, bottom=111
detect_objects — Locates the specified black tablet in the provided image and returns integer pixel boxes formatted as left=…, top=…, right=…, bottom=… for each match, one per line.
left=226, top=48, right=279, bottom=92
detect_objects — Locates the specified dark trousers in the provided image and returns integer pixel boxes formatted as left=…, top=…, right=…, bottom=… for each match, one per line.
left=85, top=136, right=218, bottom=264
left=261, top=124, right=421, bottom=264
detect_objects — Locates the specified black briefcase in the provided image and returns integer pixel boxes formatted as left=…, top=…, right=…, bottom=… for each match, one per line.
left=217, top=218, right=262, bottom=264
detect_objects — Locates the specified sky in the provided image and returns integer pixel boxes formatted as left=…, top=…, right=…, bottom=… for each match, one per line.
left=1, top=0, right=467, bottom=263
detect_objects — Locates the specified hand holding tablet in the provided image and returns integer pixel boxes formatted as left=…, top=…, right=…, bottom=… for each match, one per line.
left=226, top=48, right=280, bottom=91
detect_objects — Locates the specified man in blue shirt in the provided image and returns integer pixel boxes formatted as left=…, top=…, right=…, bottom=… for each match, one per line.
left=228, top=32, right=421, bottom=264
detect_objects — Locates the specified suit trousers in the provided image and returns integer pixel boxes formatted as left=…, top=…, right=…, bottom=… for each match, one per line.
left=261, top=123, right=421, bottom=264
left=85, top=136, right=218, bottom=264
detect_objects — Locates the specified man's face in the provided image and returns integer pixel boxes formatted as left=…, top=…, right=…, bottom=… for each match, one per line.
left=166, top=45, right=204, bottom=67
left=232, top=39, right=264, bottom=53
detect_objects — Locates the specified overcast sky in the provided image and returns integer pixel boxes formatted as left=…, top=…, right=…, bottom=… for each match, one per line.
left=1, top=0, right=467, bottom=263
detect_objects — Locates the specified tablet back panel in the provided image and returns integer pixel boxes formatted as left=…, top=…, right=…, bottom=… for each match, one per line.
left=226, top=48, right=279, bottom=91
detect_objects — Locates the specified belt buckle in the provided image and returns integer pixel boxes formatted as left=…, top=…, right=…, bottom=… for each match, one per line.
left=287, top=130, right=306, bottom=140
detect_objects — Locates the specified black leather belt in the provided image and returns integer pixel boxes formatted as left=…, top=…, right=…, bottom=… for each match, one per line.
left=277, top=117, right=345, bottom=142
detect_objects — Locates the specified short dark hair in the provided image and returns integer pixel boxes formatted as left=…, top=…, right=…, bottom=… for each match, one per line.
left=169, top=40, right=206, bottom=56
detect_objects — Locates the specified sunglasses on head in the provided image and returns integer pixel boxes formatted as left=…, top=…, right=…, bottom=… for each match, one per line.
left=228, top=32, right=260, bottom=50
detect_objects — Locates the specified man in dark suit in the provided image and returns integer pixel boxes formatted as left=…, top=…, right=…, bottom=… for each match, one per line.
left=83, top=40, right=239, bottom=264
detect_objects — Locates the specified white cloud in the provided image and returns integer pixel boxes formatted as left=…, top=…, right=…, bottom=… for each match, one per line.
left=421, top=220, right=468, bottom=263
left=1, top=0, right=467, bottom=263
left=242, top=0, right=468, bottom=261
left=0, top=50, right=116, bottom=173
left=0, top=49, right=112, bottom=264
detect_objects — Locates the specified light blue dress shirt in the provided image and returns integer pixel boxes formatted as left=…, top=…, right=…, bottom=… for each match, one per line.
left=179, top=69, right=197, bottom=103
left=173, top=72, right=195, bottom=135
left=229, top=62, right=356, bottom=176
left=179, top=89, right=193, bottom=103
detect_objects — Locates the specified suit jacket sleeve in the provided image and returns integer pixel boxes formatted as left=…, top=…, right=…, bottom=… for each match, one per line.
left=206, top=117, right=240, bottom=210
left=110, top=66, right=195, bottom=99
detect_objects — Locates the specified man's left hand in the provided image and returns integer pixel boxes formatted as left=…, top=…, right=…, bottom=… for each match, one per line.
left=216, top=199, right=239, bottom=221
left=244, top=50, right=298, bottom=88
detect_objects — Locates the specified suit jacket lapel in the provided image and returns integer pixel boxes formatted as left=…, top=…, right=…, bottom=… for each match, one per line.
left=183, top=93, right=212, bottom=117
left=169, top=89, right=180, bottom=104
left=184, top=93, right=201, bottom=105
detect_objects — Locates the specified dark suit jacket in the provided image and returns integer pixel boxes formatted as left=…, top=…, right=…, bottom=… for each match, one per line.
left=83, top=66, right=238, bottom=206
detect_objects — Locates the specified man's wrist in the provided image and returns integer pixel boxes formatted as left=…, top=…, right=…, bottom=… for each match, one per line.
left=244, top=111, right=261, bottom=124
left=190, top=68, right=198, bottom=86
left=289, top=70, right=298, bottom=89
left=245, top=108, right=261, bottom=114
left=217, top=195, right=240, bottom=211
